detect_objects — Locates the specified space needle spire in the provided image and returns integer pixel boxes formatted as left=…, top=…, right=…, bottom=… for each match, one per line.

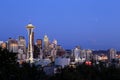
left=26, top=23, right=35, bottom=63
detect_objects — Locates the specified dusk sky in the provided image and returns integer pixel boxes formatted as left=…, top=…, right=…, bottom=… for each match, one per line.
left=0, top=0, right=120, bottom=50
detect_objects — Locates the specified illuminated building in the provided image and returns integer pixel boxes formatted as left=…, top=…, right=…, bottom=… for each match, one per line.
left=8, top=38, right=18, bottom=53
left=109, top=48, right=117, bottom=61
left=26, top=23, right=35, bottom=63
left=80, top=49, right=92, bottom=61
left=100, top=54, right=108, bottom=61
left=86, top=49, right=93, bottom=60
left=55, top=57, right=70, bottom=68
left=47, top=39, right=58, bottom=61
left=44, top=35, right=49, bottom=49
left=18, top=36, right=27, bottom=62
left=18, top=36, right=26, bottom=53
left=1, top=42, right=7, bottom=49
left=80, top=49, right=86, bottom=60
left=18, top=49, right=26, bottom=60
left=73, top=46, right=81, bottom=62
left=43, top=35, right=49, bottom=55
left=52, top=39, right=57, bottom=47
left=0, top=41, right=7, bottom=49
left=56, top=45, right=65, bottom=57
left=93, top=54, right=100, bottom=61
left=50, top=48, right=57, bottom=61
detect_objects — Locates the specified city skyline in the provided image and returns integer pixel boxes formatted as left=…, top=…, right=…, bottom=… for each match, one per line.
left=0, top=0, right=120, bottom=50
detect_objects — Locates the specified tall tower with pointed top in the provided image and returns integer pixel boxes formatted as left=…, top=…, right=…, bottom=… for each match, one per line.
left=26, top=23, right=34, bottom=63
left=44, top=35, right=49, bottom=49
left=43, top=35, right=49, bottom=55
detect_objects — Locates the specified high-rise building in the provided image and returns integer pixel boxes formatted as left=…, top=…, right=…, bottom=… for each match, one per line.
left=86, top=49, right=93, bottom=61
left=36, top=39, right=42, bottom=49
left=50, top=48, right=57, bottom=61
left=53, top=39, right=57, bottom=45
left=1, top=42, right=7, bottom=49
left=56, top=45, right=65, bottom=57
left=44, top=35, right=49, bottom=49
left=18, top=48, right=26, bottom=61
left=52, top=39, right=57, bottom=49
left=33, top=39, right=42, bottom=58
left=0, top=41, right=7, bottom=49
left=80, top=49, right=86, bottom=59
left=8, top=38, right=18, bottom=53
left=26, top=23, right=35, bottom=63
left=18, top=36, right=26, bottom=54
left=109, top=48, right=117, bottom=61
left=43, top=35, right=49, bottom=55
left=79, top=49, right=93, bottom=61
left=73, top=46, right=81, bottom=62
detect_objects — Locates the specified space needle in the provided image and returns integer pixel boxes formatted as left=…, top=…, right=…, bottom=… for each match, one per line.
left=26, top=23, right=34, bottom=63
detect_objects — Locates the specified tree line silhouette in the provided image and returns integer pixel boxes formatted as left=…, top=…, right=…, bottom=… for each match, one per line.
left=0, top=47, right=120, bottom=80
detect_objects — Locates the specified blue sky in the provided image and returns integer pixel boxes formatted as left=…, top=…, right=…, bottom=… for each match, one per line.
left=0, top=0, right=120, bottom=50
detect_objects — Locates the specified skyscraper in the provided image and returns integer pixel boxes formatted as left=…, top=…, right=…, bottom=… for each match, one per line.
left=44, top=35, right=49, bottom=49
left=52, top=39, right=57, bottom=49
left=8, top=38, right=18, bottom=53
left=18, top=36, right=26, bottom=54
left=36, top=39, right=42, bottom=49
left=33, top=39, right=42, bottom=58
left=73, top=46, right=81, bottom=62
left=109, top=48, right=117, bottom=61
left=86, top=49, right=93, bottom=61
left=26, top=23, right=35, bottom=63
left=43, top=35, right=49, bottom=55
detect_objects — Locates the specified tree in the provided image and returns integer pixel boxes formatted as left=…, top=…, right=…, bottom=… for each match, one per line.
left=0, top=47, right=46, bottom=80
left=0, top=47, right=17, bottom=66
left=0, top=47, right=18, bottom=80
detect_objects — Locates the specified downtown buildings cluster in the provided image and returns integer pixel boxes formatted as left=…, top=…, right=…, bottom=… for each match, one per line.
left=0, top=23, right=120, bottom=74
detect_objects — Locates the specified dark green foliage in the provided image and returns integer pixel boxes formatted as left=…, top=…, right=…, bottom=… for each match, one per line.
left=0, top=47, right=17, bottom=80
left=0, top=47, right=46, bottom=80
left=0, top=48, right=17, bottom=66
left=49, top=64, right=120, bottom=80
